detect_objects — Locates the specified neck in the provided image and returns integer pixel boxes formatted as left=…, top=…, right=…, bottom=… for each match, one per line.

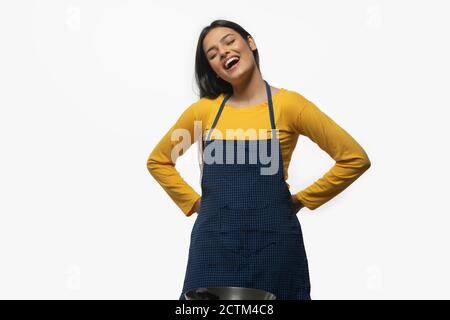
left=229, top=68, right=266, bottom=104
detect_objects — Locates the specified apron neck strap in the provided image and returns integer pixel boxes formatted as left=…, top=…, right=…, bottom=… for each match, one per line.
left=206, top=79, right=276, bottom=142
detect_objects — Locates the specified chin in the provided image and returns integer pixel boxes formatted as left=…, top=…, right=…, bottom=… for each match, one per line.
left=225, top=67, right=251, bottom=82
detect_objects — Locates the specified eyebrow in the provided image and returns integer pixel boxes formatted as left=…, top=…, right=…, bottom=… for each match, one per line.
left=205, top=33, right=235, bottom=55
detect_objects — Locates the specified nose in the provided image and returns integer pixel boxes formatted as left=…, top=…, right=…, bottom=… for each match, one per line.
left=218, top=45, right=230, bottom=59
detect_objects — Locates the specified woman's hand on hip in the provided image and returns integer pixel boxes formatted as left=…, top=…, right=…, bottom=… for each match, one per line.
left=193, top=197, right=202, bottom=214
left=290, top=195, right=305, bottom=214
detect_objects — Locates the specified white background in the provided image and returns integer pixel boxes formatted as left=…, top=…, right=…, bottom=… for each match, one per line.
left=1, top=0, right=449, bottom=299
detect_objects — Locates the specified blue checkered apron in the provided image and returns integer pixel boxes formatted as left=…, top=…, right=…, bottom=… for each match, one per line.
left=179, top=80, right=311, bottom=300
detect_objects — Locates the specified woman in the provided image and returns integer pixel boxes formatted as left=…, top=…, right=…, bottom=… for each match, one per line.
left=147, top=20, right=371, bottom=300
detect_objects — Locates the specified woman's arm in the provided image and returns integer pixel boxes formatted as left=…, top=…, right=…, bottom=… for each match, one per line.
left=291, top=93, right=371, bottom=210
left=147, top=102, right=202, bottom=217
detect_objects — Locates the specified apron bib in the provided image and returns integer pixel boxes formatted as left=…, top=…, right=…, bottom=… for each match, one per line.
left=179, top=80, right=311, bottom=300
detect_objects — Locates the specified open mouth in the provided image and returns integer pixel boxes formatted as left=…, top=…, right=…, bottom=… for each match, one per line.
left=224, top=56, right=240, bottom=72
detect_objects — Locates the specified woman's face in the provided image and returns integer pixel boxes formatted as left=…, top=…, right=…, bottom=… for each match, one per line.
left=203, top=27, right=257, bottom=84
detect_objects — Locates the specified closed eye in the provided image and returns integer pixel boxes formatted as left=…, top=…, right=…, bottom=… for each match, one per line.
left=208, top=39, right=235, bottom=60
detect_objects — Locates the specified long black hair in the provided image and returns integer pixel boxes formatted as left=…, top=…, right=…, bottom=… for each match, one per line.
left=195, top=20, right=261, bottom=99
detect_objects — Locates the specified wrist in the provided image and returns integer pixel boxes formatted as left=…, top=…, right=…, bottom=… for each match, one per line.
left=194, top=197, right=201, bottom=212
left=293, top=194, right=304, bottom=209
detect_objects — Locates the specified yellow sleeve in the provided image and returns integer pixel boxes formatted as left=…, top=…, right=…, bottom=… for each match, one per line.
left=146, top=102, right=202, bottom=217
left=291, top=93, right=371, bottom=210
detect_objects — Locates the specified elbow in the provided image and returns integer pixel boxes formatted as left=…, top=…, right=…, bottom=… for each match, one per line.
left=147, top=153, right=174, bottom=179
left=365, top=158, right=371, bottom=170
left=343, top=150, right=371, bottom=174
left=146, top=156, right=158, bottom=177
left=357, top=154, right=371, bottom=172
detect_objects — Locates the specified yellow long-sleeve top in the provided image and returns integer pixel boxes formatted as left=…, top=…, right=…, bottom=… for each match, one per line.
left=147, top=88, right=371, bottom=217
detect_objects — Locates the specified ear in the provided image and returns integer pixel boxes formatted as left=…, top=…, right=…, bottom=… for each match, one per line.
left=247, top=35, right=257, bottom=51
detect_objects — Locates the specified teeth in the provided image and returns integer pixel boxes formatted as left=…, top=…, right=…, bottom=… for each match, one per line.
left=225, top=56, right=239, bottom=69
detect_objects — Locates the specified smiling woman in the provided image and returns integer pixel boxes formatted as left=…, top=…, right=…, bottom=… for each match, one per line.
left=195, top=21, right=261, bottom=100
left=147, top=19, right=371, bottom=301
